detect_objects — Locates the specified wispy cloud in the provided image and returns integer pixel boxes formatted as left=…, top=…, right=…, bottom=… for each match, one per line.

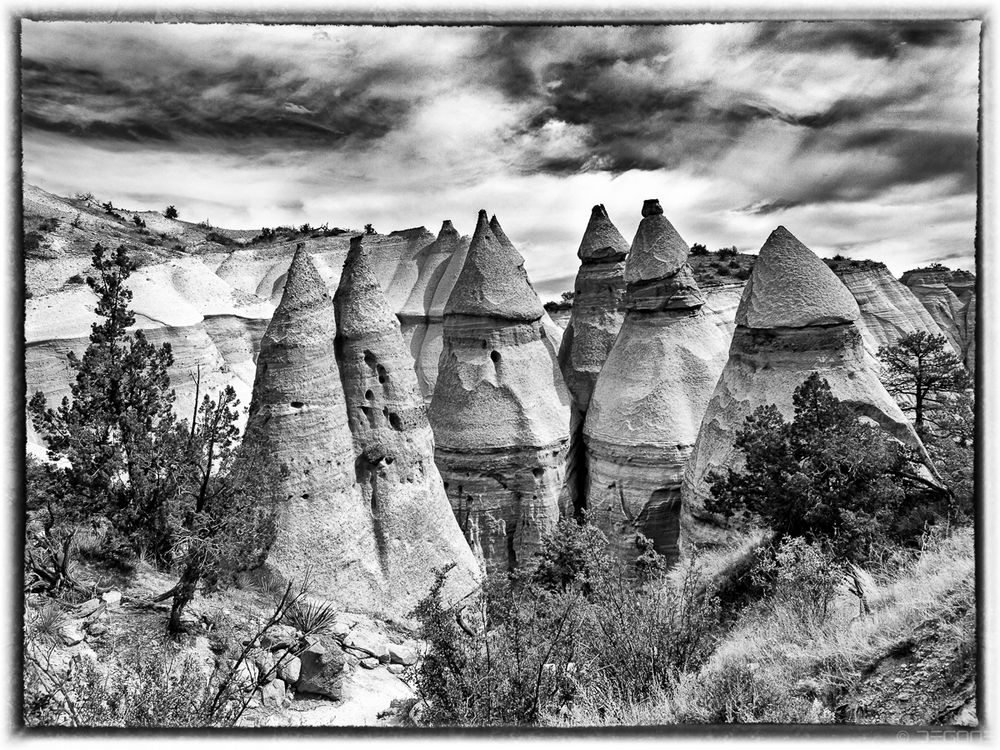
left=20, top=20, right=980, bottom=284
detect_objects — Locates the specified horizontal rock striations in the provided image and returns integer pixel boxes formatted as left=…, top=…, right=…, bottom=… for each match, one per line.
left=584, top=199, right=729, bottom=566
left=682, top=226, right=934, bottom=552
left=334, top=237, right=480, bottom=614
left=430, top=210, right=571, bottom=571
left=901, top=267, right=976, bottom=374
left=832, top=262, right=954, bottom=361
left=558, top=205, right=630, bottom=516
left=243, top=246, right=381, bottom=605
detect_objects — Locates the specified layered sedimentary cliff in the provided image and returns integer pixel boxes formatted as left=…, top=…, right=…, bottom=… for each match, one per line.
left=334, top=237, right=480, bottom=611
left=396, top=220, right=471, bottom=399
left=682, top=227, right=933, bottom=551
left=584, top=200, right=730, bottom=564
left=901, top=267, right=976, bottom=373
left=429, top=211, right=571, bottom=570
left=557, top=205, right=630, bottom=515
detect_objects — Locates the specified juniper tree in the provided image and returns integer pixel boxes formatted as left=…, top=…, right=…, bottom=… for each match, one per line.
left=29, top=243, right=184, bottom=567
left=706, top=373, right=950, bottom=568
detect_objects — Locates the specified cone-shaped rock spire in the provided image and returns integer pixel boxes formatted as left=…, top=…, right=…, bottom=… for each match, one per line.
left=444, top=210, right=544, bottom=322
left=624, top=199, right=691, bottom=286
left=578, top=204, right=631, bottom=261
left=244, top=245, right=379, bottom=603
left=682, top=226, right=936, bottom=553
left=735, top=226, right=859, bottom=328
left=557, top=205, right=630, bottom=515
left=334, top=238, right=480, bottom=614
left=583, top=201, right=729, bottom=565
left=431, top=211, right=571, bottom=571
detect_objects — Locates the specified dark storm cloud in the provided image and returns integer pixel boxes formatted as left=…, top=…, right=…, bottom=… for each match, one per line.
left=20, top=45, right=412, bottom=148
left=751, top=20, right=966, bottom=60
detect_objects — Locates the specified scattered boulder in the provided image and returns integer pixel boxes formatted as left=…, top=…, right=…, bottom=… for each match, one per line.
left=343, top=628, right=390, bottom=662
left=100, top=591, right=122, bottom=610
left=276, top=653, right=301, bottom=684
left=76, top=598, right=103, bottom=619
left=259, top=624, right=299, bottom=652
left=297, top=634, right=347, bottom=700
left=360, top=657, right=380, bottom=670
left=259, top=678, right=286, bottom=709
left=387, top=664, right=406, bottom=675
left=58, top=622, right=86, bottom=646
left=388, top=643, right=418, bottom=667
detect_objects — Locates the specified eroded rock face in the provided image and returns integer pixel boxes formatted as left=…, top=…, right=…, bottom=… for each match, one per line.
left=735, top=226, right=859, bottom=328
left=397, top=221, right=471, bottom=400
left=584, top=199, right=729, bottom=565
left=558, top=205, right=630, bottom=515
left=244, top=247, right=384, bottom=607
left=833, top=263, right=954, bottom=362
left=334, top=237, right=480, bottom=613
left=430, top=211, right=571, bottom=571
left=901, top=267, right=976, bottom=373
left=682, top=227, right=932, bottom=552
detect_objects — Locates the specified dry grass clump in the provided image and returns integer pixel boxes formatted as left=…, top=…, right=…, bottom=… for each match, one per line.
left=557, top=526, right=973, bottom=726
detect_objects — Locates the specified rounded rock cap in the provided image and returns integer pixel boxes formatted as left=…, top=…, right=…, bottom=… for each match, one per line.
left=334, top=234, right=398, bottom=338
left=624, top=200, right=689, bottom=284
left=444, top=210, right=544, bottom=322
left=578, top=204, right=630, bottom=262
left=735, top=225, right=860, bottom=328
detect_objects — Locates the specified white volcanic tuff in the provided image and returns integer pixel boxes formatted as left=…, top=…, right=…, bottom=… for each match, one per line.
left=397, top=221, right=471, bottom=400
left=25, top=257, right=274, bottom=448
left=584, top=200, right=728, bottom=565
left=735, top=226, right=859, bottom=328
left=334, top=238, right=480, bottom=615
left=901, top=269, right=976, bottom=373
left=430, top=211, right=571, bottom=571
left=558, top=205, right=630, bottom=515
left=834, top=264, right=955, bottom=361
left=244, top=247, right=386, bottom=608
left=682, top=227, right=934, bottom=552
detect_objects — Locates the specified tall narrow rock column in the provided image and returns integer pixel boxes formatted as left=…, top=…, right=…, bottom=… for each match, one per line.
left=244, top=246, right=384, bottom=605
left=682, top=226, right=936, bottom=552
left=430, top=211, right=572, bottom=571
left=583, top=199, right=730, bottom=565
left=557, top=205, right=630, bottom=516
left=334, top=237, right=480, bottom=613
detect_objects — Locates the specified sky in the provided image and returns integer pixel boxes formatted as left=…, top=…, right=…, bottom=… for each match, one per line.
left=20, top=20, right=981, bottom=291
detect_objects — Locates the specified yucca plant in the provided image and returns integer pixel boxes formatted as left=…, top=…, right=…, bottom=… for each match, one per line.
left=30, top=602, right=71, bottom=646
left=280, top=598, right=338, bottom=635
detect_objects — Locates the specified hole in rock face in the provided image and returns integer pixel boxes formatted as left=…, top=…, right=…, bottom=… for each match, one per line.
left=490, top=350, right=501, bottom=364
left=388, top=412, right=403, bottom=431
left=385, top=456, right=394, bottom=465
left=301, top=493, right=310, bottom=500
left=481, top=341, right=488, bottom=348
left=379, top=376, right=387, bottom=384
left=531, top=467, right=543, bottom=478
left=443, top=482, right=450, bottom=491
left=290, top=401, right=304, bottom=408
left=363, top=350, right=377, bottom=368
left=365, top=390, right=374, bottom=401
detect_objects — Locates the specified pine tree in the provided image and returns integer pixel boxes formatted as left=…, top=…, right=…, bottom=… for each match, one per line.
left=878, top=331, right=971, bottom=434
